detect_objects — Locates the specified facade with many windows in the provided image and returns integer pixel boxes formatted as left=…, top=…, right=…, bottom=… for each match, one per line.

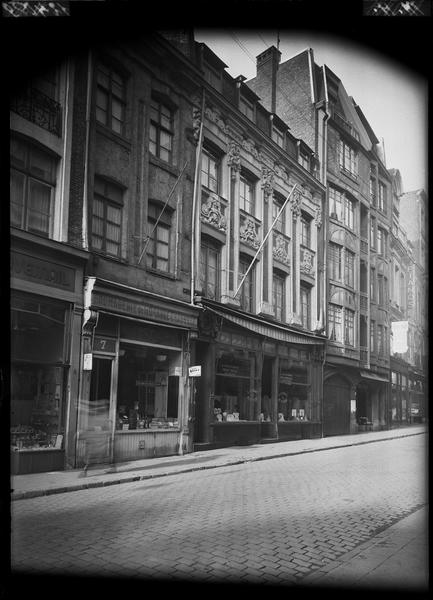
left=247, top=46, right=394, bottom=435
left=192, top=42, right=326, bottom=449
left=10, top=59, right=88, bottom=474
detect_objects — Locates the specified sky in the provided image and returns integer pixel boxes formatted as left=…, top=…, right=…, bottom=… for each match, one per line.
left=195, top=29, right=428, bottom=194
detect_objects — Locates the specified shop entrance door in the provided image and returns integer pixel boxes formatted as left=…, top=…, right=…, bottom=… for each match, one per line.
left=83, top=356, right=115, bottom=464
left=323, top=375, right=351, bottom=436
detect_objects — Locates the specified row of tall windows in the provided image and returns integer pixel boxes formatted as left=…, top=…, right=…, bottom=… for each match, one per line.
left=328, top=186, right=355, bottom=230
left=96, top=64, right=175, bottom=165
left=370, top=218, right=387, bottom=256
left=338, top=139, right=358, bottom=178
left=370, top=321, right=388, bottom=355
left=199, top=239, right=312, bottom=327
left=328, top=243, right=355, bottom=288
left=328, top=304, right=355, bottom=346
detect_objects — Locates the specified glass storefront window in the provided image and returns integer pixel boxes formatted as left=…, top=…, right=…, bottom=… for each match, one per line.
left=214, top=349, right=259, bottom=421
left=10, top=294, right=68, bottom=451
left=116, top=344, right=181, bottom=430
left=277, top=358, right=310, bottom=421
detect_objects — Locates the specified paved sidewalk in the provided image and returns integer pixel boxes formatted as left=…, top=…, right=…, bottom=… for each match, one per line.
left=10, top=425, right=427, bottom=501
left=302, top=504, right=429, bottom=590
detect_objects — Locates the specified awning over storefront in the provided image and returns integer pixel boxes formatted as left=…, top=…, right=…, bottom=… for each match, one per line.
left=206, top=306, right=326, bottom=346
left=360, top=370, right=389, bottom=383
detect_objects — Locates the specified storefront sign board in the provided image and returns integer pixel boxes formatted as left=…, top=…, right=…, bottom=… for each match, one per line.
left=189, top=365, right=202, bottom=377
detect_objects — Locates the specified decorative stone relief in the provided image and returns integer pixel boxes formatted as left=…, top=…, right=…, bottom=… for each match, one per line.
left=300, top=247, right=314, bottom=275
left=273, top=234, right=290, bottom=267
left=239, top=215, right=260, bottom=249
left=201, top=194, right=227, bottom=232
left=204, top=106, right=229, bottom=135
left=192, top=107, right=202, bottom=144
left=290, top=187, right=302, bottom=218
left=261, top=166, right=274, bottom=198
left=227, top=140, right=241, bottom=178
left=314, top=205, right=322, bottom=228
left=241, top=137, right=261, bottom=160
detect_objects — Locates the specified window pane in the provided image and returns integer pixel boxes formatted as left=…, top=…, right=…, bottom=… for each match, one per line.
left=160, top=130, right=172, bottom=151
left=29, top=147, right=56, bottom=183
left=106, top=205, right=121, bottom=225
left=106, top=241, right=120, bottom=256
left=27, top=179, right=52, bottom=235
left=97, top=66, right=110, bottom=87
left=96, top=89, right=109, bottom=111
left=157, top=225, right=169, bottom=243
left=10, top=169, right=25, bottom=227
left=106, top=223, right=121, bottom=243
left=111, top=117, right=122, bottom=134
left=10, top=138, right=27, bottom=168
left=111, top=98, right=123, bottom=121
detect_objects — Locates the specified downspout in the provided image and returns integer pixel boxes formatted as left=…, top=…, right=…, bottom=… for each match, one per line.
left=59, top=58, right=71, bottom=242
left=82, top=50, right=93, bottom=250
left=190, top=89, right=205, bottom=305
left=321, top=65, right=329, bottom=439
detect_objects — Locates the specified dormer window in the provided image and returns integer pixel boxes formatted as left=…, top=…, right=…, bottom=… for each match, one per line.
left=239, top=95, right=254, bottom=121
left=203, top=61, right=222, bottom=92
left=299, top=149, right=310, bottom=171
left=272, top=126, right=285, bottom=149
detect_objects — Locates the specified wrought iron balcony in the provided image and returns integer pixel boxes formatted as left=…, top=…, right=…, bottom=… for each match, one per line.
left=11, top=87, right=62, bottom=137
left=360, top=347, right=369, bottom=367
left=359, top=292, right=368, bottom=312
left=360, top=238, right=368, bottom=255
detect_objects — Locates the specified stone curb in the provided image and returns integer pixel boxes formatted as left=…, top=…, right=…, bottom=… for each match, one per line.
left=11, top=430, right=426, bottom=501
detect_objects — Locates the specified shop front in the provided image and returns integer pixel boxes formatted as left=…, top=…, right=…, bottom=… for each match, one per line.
left=10, top=230, right=88, bottom=474
left=194, top=303, right=325, bottom=450
left=75, top=278, right=199, bottom=467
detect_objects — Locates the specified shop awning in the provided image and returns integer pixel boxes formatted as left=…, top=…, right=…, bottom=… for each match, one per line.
left=206, top=306, right=325, bottom=346
left=360, top=370, right=389, bottom=383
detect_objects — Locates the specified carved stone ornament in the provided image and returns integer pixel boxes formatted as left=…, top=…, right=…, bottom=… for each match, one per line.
left=290, top=187, right=302, bottom=218
left=314, top=205, right=322, bottom=228
left=261, top=166, right=274, bottom=198
left=227, top=140, right=241, bottom=178
left=205, top=106, right=229, bottom=135
left=273, top=234, right=290, bottom=267
left=300, top=248, right=314, bottom=274
left=240, top=216, right=260, bottom=249
left=201, top=194, right=227, bottom=232
left=192, top=107, right=202, bottom=144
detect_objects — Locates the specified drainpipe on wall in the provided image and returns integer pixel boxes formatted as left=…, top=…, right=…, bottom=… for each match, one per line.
left=82, top=50, right=93, bottom=250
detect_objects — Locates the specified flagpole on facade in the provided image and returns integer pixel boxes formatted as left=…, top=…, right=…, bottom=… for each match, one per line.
left=190, top=89, right=206, bottom=305
left=234, top=183, right=298, bottom=298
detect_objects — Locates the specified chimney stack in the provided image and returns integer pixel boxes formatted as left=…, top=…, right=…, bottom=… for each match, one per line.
left=256, top=46, right=281, bottom=114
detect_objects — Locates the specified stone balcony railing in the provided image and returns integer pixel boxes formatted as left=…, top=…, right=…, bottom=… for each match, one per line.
left=239, top=210, right=261, bottom=250
left=200, top=191, right=228, bottom=233
left=300, top=245, right=315, bottom=277
left=272, top=231, right=291, bottom=268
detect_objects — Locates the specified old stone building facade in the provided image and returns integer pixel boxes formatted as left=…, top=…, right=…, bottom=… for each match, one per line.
left=248, top=46, right=398, bottom=435
left=9, top=30, right=426, bottom=473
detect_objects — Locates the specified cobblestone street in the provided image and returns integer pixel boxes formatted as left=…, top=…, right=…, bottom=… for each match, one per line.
left=11, top=434, right=427, bottom=588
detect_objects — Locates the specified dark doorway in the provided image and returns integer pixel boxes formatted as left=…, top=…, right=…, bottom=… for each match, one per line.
left=323, top=375, right=350, bottom=436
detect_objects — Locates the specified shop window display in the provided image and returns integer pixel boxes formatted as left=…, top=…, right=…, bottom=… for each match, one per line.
left=11, top=294, right=67, bottom=451
left=213, top=350, right=259, bottom=421
left=277, top=356, right=310, bottom=421
left=116, top=344, right=180, bottom=430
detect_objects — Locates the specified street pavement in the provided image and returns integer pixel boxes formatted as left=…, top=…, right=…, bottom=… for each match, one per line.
left=9, top=426, right=428, bottom=592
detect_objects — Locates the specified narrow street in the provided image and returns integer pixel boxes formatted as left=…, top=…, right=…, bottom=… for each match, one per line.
left=11, top=434, right=427, bottom=589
